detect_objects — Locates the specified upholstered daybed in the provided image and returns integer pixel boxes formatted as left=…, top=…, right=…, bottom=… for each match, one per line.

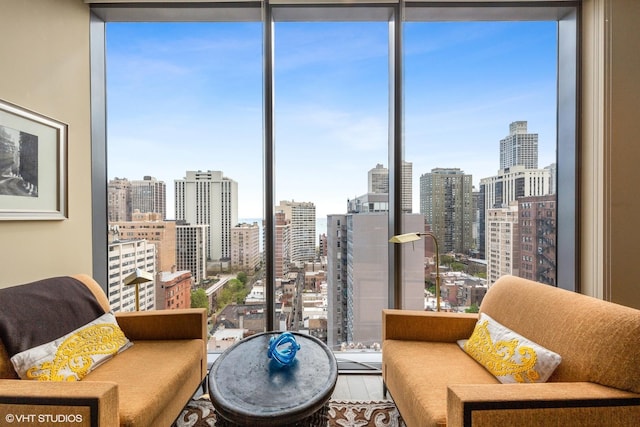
left=382, top=275, right=640, bottom=427
left=0, top=274, right=207, bottom=426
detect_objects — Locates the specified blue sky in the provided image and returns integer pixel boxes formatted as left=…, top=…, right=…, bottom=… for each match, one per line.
left=107, top=20, right=557, bottom=219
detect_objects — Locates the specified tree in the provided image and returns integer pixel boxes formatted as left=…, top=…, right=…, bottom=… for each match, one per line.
left=191, top=288, right=209, bottom=312
left=215, top=278, right=250, bottom=309
left=228, top=278, right=243, bottom=291
left=465, top=303, right=480, bottom=313
left=451, top=262, right=466, bottom=272
left=440, top=254, right=455, bottom=266
left=237, top=271, right=247, bottom=285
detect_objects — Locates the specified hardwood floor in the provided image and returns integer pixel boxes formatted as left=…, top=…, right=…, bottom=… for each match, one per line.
left=331, top=374, right=389, bottom=401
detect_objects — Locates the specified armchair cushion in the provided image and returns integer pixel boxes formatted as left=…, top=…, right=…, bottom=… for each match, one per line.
left=458, top=313, right=561, bottom=384
left=11, top=311, right=132, bottom=381
left=0, top=276, right=105, bottom=356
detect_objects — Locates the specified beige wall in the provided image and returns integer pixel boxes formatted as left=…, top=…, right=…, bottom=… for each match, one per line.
left=0, top=0, right=92, bottom=287
left=1, top=0, right=639, bottom=309
left=604, top=0, right=640, bottom=308
left=581, top=0, right=640, bottom=309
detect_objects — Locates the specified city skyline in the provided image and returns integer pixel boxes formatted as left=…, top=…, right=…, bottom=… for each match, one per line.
left=106, top=21, right=557, bottom=219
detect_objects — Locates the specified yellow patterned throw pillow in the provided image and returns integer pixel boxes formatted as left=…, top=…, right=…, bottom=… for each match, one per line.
left=458, top=313, right=561, bottom=384
left=10, top=312, right=132, bottom=381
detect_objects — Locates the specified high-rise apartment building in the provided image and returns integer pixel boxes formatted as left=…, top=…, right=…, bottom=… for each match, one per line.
left=327, top=212, right=424, bottom=348
left=318, top=233, right=328, bottom=258
left=486, top=202, right=519, bottom=286
left=419, top=168, right=473, bottom=254
left=107, top=227, right=156, bottom=312
left=479, top=165, right=551, bottom=258
left=519, top=195, right=556, bottom=286
left=368, top=163, right=388, bottom=194
left=481, top=165, right=550, bottom=209
left=107, top=177, right=131, bottom=222
left=231, top=222, right=261, bottom=272
left=276, top=200, right=316, bottom=263
left=175, top=170, right=238, bottom=262
left=130, top=176, right=166, bottom=220
left=274, top=211, right=291, bottom=279
left=367, top=162, right=413, bottom=213
left=326, top=214, right=348, bottom=347
left=472, top=189, right=481, bottom=255
left=478, top=121, right=551, bottom=261
left=478, top=184, right=487, bottom=259
left=499, top=121, right=538, bottom=170
left=176, top=222, right=208, bottom=285
left=401, top=161, right=413, bottom=213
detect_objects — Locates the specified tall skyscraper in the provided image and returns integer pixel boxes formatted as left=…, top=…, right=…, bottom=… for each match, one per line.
left=499, top=121, right=539, bottom=170
left=275, top=200, right=316, bottom=263
left=420, top=168, right=473, bottom=254
left=107, top=178, right=131, bottom=222
left=130, top=176, right=167, bottom=220
left=175, top=170, right=238, bottom=262
left=479, top=121, right=551, bottom=260
left=401, top=161, right=413, bottom=213
left=368, top=163, right=388, bottom=194
left=367, top=162, right=413, bottom=213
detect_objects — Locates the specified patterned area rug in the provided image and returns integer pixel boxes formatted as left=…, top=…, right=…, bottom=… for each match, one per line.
left=173, top=395, right=406, bottom=427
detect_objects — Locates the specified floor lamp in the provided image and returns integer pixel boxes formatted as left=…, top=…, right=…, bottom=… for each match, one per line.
left=124, top=268, right=153, bottom=311
left=389, top=232, right=441, bottom=312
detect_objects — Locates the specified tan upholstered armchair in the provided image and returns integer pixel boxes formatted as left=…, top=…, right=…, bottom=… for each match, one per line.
left=0, top=274, right=208, bottom=427
left=382, top=275, right=640, bottom=427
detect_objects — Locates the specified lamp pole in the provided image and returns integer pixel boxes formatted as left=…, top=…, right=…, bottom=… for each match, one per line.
left=389, top=232, right=441, bottom=312
left=420, top=233, right=441, bottom=312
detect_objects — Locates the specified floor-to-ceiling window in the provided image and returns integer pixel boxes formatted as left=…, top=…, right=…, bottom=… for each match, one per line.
left=404, top=19, right=560, bottom=310
left=91, top=0, right=578, bottom=353
left=273, top=21, right=390, bottom=348
left=104, top=21, right=265, bottom=337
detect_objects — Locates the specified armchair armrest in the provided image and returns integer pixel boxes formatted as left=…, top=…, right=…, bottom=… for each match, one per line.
left=447, top=382, right=640, bottom=427
left=0, top=379, right=118, bottom=427
left=382, top=309, right=478, bottom=342
left=115, top=308, right=207, bottom=342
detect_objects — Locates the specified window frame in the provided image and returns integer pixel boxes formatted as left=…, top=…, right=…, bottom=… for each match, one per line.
left=90, top=1, right=580, bottom=326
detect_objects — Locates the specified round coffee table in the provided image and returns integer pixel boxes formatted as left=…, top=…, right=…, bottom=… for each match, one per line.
left=208, top=331, right=338, bottom=426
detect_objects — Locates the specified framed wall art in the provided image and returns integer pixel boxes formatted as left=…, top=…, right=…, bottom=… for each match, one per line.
left=0, top=99, right=67, bottom=220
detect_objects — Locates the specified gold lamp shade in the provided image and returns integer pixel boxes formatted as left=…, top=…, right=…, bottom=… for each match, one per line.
left=124, top=269, right=153, bottom=311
